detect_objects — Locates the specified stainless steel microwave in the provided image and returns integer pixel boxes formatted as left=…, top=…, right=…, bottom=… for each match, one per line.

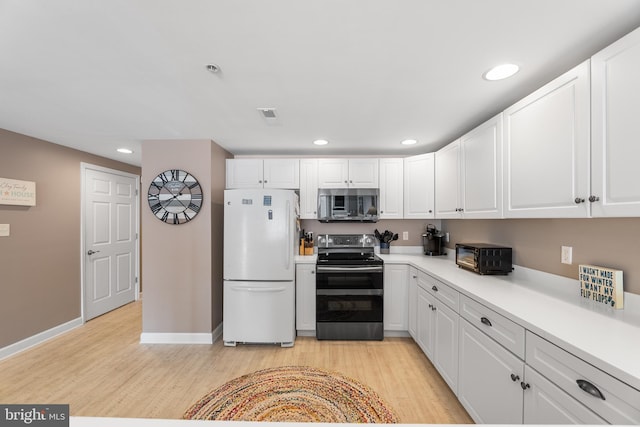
left=317, top=188, right=379, bottom=222
left=455, top=243, right=513, bottom=275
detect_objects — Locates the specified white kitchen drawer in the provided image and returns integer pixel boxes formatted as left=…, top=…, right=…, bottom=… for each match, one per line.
left=526, top=331, right=640, bottom=424
left=524, top=365, right=607, bottom=424
left=417, top=270, right=459, bottom=312
left=459, top=294, right=525, bottom=359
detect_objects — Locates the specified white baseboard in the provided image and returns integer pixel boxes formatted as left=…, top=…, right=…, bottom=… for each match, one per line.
left=0, top=317, right=83, bottom=361
left=139, top=332, right=214, bottom=344
left=211, top=322, right=223, bottom=342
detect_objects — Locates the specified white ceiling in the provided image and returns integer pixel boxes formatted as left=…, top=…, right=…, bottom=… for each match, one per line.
left=1, top=0, right=640, bottom=167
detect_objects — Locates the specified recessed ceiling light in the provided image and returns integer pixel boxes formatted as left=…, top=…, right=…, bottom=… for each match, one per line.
left=313, top=139, right=329, bottom=146
left=483, top=63, right=520, bottom=81
left=401, top=139, right=418, bottom=145
left=117, top=148, right=133, bottom=154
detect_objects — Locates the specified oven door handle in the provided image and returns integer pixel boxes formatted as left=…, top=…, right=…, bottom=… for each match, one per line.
left=316, top=266, right=383, bottom=273
left=317, top=289, right=383, bottom=296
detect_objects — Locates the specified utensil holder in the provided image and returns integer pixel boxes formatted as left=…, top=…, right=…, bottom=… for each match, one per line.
left=380, top=242, right=390, bottom=254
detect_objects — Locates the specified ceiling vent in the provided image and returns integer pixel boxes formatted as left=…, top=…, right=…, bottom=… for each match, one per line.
left=258, top=108, right=278, bottom=120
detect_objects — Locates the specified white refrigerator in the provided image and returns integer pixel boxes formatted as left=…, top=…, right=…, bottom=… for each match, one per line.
left=223, top=189, right=298, bottom=347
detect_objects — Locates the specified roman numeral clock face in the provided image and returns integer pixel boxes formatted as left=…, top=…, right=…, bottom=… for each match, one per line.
left=147, top=169, right=203, bottom=224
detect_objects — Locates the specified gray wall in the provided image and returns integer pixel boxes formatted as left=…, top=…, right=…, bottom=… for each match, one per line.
left=0, top=129, right=140, bottom=348
left=300, top=219, right=440, bottom=248
left=442, top=218, right=640, bottom=295
left=141, top=139, right=230, bottom=334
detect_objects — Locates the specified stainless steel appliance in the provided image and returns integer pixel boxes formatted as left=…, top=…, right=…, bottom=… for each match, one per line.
left=315, top=234, right=384, bottom=340
left=456, top=243, right=513, bottom=275
left=422, top=224, right=446, bottom=256
left=317, top=188, right=379, bottom=222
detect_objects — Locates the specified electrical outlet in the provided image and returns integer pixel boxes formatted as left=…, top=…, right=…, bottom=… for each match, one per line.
left=445, top=232, right=450, bottom=243
left=402, top=231, right=408, bottom=240
left=561, top=246, right=572, bottom=264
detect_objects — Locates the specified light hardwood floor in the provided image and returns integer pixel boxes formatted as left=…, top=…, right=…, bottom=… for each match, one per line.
left=0, top=301, right=473, bottom=424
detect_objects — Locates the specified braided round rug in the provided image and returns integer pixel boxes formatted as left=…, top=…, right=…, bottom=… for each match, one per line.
left=183, top=366, right=398, bottom=423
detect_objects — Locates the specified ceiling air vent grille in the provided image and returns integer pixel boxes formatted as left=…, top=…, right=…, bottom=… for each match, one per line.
left=258, top=108, right=278, bottom=119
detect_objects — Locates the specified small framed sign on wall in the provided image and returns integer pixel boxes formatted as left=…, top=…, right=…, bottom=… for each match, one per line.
left=0, top=177, right=36, bottom=206
left=579, top=264, right=624, bottom=309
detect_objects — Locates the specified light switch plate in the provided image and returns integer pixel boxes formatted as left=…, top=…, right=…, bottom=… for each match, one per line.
left=0, top=224, right=9, bottom=237
left=561, top=246, right=572, bottom=264
left=402, top=231, right=408, bottom=240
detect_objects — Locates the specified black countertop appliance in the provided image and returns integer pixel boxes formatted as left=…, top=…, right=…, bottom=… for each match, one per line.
left=422, top=224, right=446, bottom=256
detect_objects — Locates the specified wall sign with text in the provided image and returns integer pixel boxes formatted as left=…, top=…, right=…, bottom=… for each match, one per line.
left=579, top=264, right=624, bottom=309
left=0, top=177, right=36, bottom=206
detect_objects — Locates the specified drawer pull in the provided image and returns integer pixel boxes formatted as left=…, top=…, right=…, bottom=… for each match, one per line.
left=577, top=379, right=606, bottom=400
left=520, top=382, right=530, bottom=390
left=510, top=374, right=520, bottom=382
left=432, top=285, right=438, bottom=292
left=480, top=316, right=492, bottom=327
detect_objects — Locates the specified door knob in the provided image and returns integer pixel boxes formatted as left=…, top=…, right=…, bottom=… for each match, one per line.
left=87, top=250, right=100, bottom=255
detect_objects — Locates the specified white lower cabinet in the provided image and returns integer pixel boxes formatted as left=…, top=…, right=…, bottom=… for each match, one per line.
left=295, top=264, right=316, bottom=332
left=458, top=318, right=524, bottom=424
left=407, top=267, right=418, bottom=339
left=384, top=264, right=408, bottom=331
left=433, top=301, right=459, bottom=394
left=526, top=330, right=640, bottom=424
left=524, top=365, right=607, bottom=424
left=416, top=271, right=459, bottom=394
left=416, top=283, right=435, bottom=359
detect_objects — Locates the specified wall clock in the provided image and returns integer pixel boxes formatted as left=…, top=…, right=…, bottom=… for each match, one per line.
left=148, top=169, right=203, bottom=224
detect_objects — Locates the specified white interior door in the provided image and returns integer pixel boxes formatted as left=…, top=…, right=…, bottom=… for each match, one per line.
left=83, top=165, right=139, bottom=320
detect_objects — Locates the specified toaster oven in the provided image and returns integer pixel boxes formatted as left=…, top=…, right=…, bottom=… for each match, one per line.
left=455, top=243, right=513, bottom=275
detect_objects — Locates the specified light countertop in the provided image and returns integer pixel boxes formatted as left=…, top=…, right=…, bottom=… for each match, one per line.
left=376, top=252, right=640, bottom=391
left=294, top=249, right=640, bottom=390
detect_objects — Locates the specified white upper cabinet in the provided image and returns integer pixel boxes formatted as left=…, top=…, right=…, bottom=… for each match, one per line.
left=503, top=61, right=590, bottom=218
left=263, top=159, right=300, bottom=189
left=379, top=158, right=404, bottom=219
left=461, top=113, right=503, bottom=218
left=226, top=158, right=264, bottom=189
left=435, top=139, right=462, bottom=218
left=436, top=114, right=504, bottom=219
left=299, top=159, right=319, bottom=219
left=403, top=153, right=435, bottom=219
left=318, top=158, right=378, bottom=188
left=226, top=158, right=300, bottom=189
left=591, top=27, right=640, bottom=217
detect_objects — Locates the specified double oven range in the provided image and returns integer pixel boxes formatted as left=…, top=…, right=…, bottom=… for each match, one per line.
left=315, top=234, right=384, bottom=340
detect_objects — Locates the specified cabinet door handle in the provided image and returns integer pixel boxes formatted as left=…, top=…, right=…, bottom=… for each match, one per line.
left=431, top=285, right=438, bottom=292
left=574, top=197, right=585, bottom=204
left=520, top=382, right=530, bottom=390
left=576, top=379, right=605, bottom=400
left=589, top=195, right=600, bottom=203
left=412, top=275, right=417, bottom=279
left=510, top=374, right=520, bottom=382
left=264, top=180, right=268, bottom=184
left=428, top=210, right=432, bottom=213
left=428, top=304, right=433, bottom=309
left=259, top=180, right=263, bottom=184
left=431, top=305, right=437, bottom=311
left=480, top=317, right=492, bottom=327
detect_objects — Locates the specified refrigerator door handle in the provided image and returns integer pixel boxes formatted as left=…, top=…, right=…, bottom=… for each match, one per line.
left=230, top=285, right=287, bottom=293
left=286, top=199, right=291, bottom=270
